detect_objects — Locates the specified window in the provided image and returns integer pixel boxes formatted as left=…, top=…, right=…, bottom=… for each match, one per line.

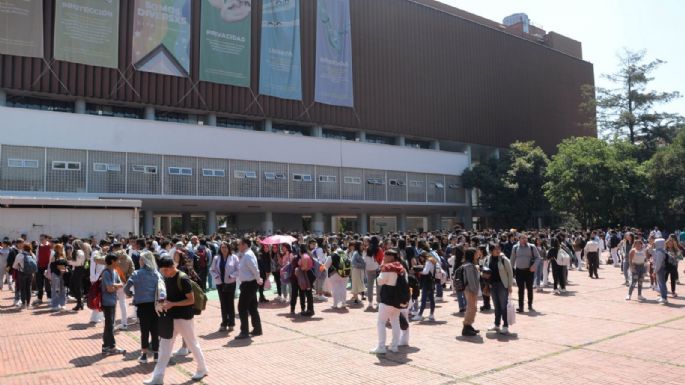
left=322, top=129, right=355, bottom=141
left=293, top=174, right=312, bottom=182
left=155, top=111, right=198, bottom=124
left=93, top=163, right=121, bottom=172
left=8, top=159, right=39, bottom=168
left=264, top=172, right=286, bottom=180
left=217, top=118, right=257, bottom=130
left=448, top=183, right=461, bottom=189
left=318, top=175, right=337, bottom=183
left=168, top=167, right=193, bottom=176
left=6, top=95, right=74, bottom=113
left=409, top=180, right=423, bottom=188
left=367, top=178, right=385, bottom=185
left=234, top=170, right=257, bottom=179
left=202, top=169, right=225, bottom=177
left=405, top=139, right=431, bottom=149
left=344, top=176, right=361, bottom=184
left=365, top=134, right=393, bottom=145
left=86, top=104, right=143, bottom=119
left=132, top=165, right=158, bottom=174
left=389, top=179, right=405, bottom=187
left=52, top=161, right=81, bottom=171
left=272, top=124, right=310, bottom=136
left=434, top=182, right=445, bottom=189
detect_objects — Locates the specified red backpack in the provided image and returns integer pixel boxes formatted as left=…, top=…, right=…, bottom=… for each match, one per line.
left=87, top=271, right=104, bottom=311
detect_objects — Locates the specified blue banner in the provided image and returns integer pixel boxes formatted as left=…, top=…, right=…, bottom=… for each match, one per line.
left=314, top=0, right=353, bottom=107
left=259, top=0, right=302, bottom=100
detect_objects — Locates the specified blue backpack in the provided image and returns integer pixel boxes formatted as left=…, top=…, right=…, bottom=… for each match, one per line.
left=22, top=253, right=38, bottom=275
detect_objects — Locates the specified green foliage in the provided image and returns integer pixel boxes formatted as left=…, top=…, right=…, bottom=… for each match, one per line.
left=645, top=128, right=685, bottom=226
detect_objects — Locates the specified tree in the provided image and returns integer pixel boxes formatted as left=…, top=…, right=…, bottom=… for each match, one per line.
left=581, top=49, right=682, bottom=149
left=463, top=141, right=549, bottom=228
left=645, top=128, right=685, bottom=227
left=544, top=137, right=642, bottom=228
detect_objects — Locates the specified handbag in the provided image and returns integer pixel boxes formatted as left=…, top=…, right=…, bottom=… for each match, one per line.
left=158, top=312, right=174, bottom=339
left=506, top=295, right=517, bottom=326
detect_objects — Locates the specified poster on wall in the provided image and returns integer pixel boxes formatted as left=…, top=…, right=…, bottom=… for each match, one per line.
left=199, top=0, right=251, bottom=87
left=132, top=0, right=191, bottom=77
left=259, top=0, right=302, bottom=100
left=0, top=0, right=44, bottom=58
left=54, top=0, right=120, bottom=68
left=314, top=0, right=353, bottom=107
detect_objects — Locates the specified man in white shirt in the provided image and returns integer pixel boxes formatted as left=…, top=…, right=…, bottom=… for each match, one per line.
left=584, top=232, right=601, bottom=279
left=235, top=238, right=263, bottom=340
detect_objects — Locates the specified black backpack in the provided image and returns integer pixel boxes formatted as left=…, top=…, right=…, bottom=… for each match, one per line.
left=395, top=272, right=411, bottom=308
left=610, top=235, right=620, bottom=249
left=453, top=265, right=466, bottom=292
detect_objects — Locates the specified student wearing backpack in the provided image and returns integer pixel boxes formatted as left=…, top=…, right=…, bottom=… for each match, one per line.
left=371, top=249, right=408, bottom=354
left=144, top=257, right=208, bottom=385
left=411, top=251, right=438, bottom=322
left=101, top=253, right=126, bottom=356
left=13, top=243, right=37, bottom=309
left=461, top=247, right=481, bottom=337
left=291, top=244, right=316, bottom=316
left=209, top=241, right=239, bottom=332
left=325, top=249, right=350, bottom=309
left=484, top=242, right=514, bottom=335
left=549, top=238, right=568, bottom=294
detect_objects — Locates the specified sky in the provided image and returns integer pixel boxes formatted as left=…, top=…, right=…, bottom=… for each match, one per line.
left=442, top=0, right=685, bottom=116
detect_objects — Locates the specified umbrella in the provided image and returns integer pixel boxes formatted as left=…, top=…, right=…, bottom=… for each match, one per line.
left=261, top=234, right=297, bottom=245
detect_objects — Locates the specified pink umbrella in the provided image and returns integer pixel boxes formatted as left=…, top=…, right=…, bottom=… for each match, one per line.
left=261, top=235, right=297, bottom=245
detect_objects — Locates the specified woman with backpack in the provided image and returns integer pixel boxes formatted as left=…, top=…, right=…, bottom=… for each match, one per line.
left=483, top=242, right=513, bottom=335
left=549, top=238, right=567, bottom=294
left=291, top=244, right=315, bottom=317
left=461, top=247, right=481, bottom=337
left=209, top=241, right=239, bottom=332
left=124, top=251, right=165, bottom=363
left=664, top=236, right=681, bottom=298
left=411, top=251, right=437, bottom=322
left=371, top=249, right=407, bottom=354
left=325, top=249, right=349, bottom=309
left=49, top=243, right=69, bottom=311
left=13, top=243, right=37, bottom=309
left=348, top=241, right=365, bottom=304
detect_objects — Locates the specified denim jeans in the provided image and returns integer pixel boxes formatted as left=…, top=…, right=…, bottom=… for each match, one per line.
left=622, top=259, right=630, bottom=283
left=456, top=290, right=466, bottom=311
left=102, top=305, right=116, bottom=349
left=533, top=258, right=544, bottom=287
left=490, top=282, right=509, bottom=327
left=657, top=269, right=668, bottom=300
left=435, top=281, right=443, bottom=298
left=50, top=274, right=66, bottom=308
left=628, top=264, right=645, bottom=297
left=418, top=278, right=435, bottom=315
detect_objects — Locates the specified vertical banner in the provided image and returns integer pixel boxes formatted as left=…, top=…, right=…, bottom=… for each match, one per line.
left=132, top=0, right=191, bottom=77
left=0, top=0, right=44, bottom=58
left=199, top=0, right=251, bottom=87
left=259, top=0, right=302, bottom=100
left=54, top=0, right=120, bottom=68
left=315, top=0, right=353, bottom=107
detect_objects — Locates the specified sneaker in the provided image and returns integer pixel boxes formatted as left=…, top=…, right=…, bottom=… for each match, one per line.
left=411, top=315, right=423, bottom=322
left=637, top=295, right=646, bottom=301
left=462, top=326, right=478, bottom=337
left=219, top=325, right=227, bottom=332
left=499, top=327, right=510, bottom=335
left=116, top=324, right=128, bottom=331
left=138, top=353, right=148, bottom=364
left=50, top=306, right=60, bottom=312
left=370, top=346, right=387, bottom=354
left=173, top=347, right=189, bottom=356
left=656, top=297, right=665, bottom=304
left=191, top=371, right=208, bottom=381
left=33, top=299, right=42, bottom=306
left=625, top=295, right=631, bottom=301
left=554, top=289, right=561, bottom=295
left=143, top=376, right=164, bottom=385
left=366, top=305, right=375, bottom=311
left=388, top=345, right=399, bottom=353
left=488, top=325, right=500, bottom=332
left=318, top=295, right=328, bottom=301
left=428, top=314, right=435, bottom=322
left=105, top=347, right=126, bottom=356
left=435, top=296, right=444, bottom=302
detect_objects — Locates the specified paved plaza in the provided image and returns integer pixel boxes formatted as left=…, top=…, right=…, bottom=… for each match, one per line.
left=1, top=256, right=684, bottom=385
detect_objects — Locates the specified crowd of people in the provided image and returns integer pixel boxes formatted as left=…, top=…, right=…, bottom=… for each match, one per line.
left=1, top=226, right=683, bottom=384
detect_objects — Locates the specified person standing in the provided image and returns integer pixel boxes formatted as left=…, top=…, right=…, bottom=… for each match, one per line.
left=461, top=247, right=481, bottom=337
left=324, top=250, right=349, bottom=309
left=584, top=232, right=601, bottom=279
left=101, top=253, right=126, bottom=356
left=348, top=241, right=365, bottom=304
left=13, top=243, right=37, bottom=309
left=618, top=233, right=634, bottom=286
left=49, top=243, right=69, bottom=311
left=68, top=240, right=88, bottom=311
left=144, top=257, right=207, bottom=384
left=209, top=242, right=239, bottom=332
left=484, top=243, right=514, bottom=335
left=0, top=239, right=11, bottom=291
left=114, top=248, right=135, bottom=329
left=235, top=238, right=263, bottom=340
left=626, top=238, right=647, bottom=301
left=664, top=236, right=681, bottom=298
left=124, top=251, right=163, bottom=364
left=89, top=242, right=107, bottom=324
left=411, top=251, right=437, bottom=322
left=363, top=237, right=380, bottom=311
left=257, top=243, right=272, bottom=303
left=653, top=238, right=669, bottom=304
left=34, top=234, right=53, bottom=305
left=309, top=238, right=328, bottom=301
left=549, top=238, right=567, bottom=294
left=510, top=234, right=540, bottom=313
left=371, top=249, right=407, bottom=354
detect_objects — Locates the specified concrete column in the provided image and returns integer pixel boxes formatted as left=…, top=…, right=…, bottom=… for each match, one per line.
left=144, top=106, right=155, bottom=120
left=161, top=216, right=172, bottom=235
left=207, top=114, right=217, bottom=127
left=355, top=130, right=366, bottom=142
left=264, top=119, right=273, bottom=132
left=0, top=89, right=7, bottom=106
left=493, top=147, right=501, bottom=160
left=261, top=211, right=274, bottom=235
left=206, top=211, right=217, bottom=235
left=143, top=210, right=154, bottom=236
left=312, top=212, right=324, bottom=235
left=358, top=213, right=368, bottom=234
left=154, top=216, right=162, bottom=234
left=181, top=213, right=192, bottom=233
left=398, top=213, right=408, bottom=233
left=310, top=126, right=323, bottom=137
left=431, top=140, right=441, bottom=151
left=395, top=136, right=406, bottom=147
left=75, top=99, right=86, bottom=114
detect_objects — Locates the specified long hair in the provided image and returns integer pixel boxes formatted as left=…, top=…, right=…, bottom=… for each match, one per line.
left=139, top=251, right=157, bottom=270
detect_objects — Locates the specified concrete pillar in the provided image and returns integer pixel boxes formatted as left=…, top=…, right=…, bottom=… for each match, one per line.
left=161, top=216, right=172, bottom=235
left=264, top=119, right=273, bottom=132
left=144, top=106, right=155, bottom=120
left=143, top=210, right=154, bottom=236
left=358, top=213, right=368, bottom=234
left=431, top=140, right=440, bottom=151
left=75, top=99, right=86, bottom=114
left=261, top=211, right=274, bottom=235
left=355, top=130, right=366, bottom=142
left=0, top=89, right=7, bottom=106
left=398, top=214, right=407, bottom=233
left=154, top=216, right=162, bottom=234
left=493, top=147, right=501, bottom=160
left=207, top=114, right=217, bottom=127
left=310, top=126, right=323, bottom=137
left=395, top=136, right=406, bottom=147
left=206, top=211, right=217, bottom=235
left=181, top=213, right=192, bottom=233
left=312, top=212, right=324, bottom=235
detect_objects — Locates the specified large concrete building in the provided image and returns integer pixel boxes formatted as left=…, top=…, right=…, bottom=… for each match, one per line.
left=0, top=0, right=595, bottom=235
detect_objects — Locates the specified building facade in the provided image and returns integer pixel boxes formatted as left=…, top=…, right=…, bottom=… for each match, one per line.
left=0, top=0, right=595, bottom=235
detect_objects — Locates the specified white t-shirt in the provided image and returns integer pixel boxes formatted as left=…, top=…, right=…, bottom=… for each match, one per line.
left=363, top=251, right=379, bottom=271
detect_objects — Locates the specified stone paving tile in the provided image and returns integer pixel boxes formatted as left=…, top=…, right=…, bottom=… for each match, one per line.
left=587, top=325, right=685, bottom=367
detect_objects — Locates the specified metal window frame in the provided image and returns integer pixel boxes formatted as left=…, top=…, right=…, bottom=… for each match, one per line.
left=8, top=158, right=39, bottom=168
left=52, top=160, right=81, bottom=171
left=168, top=166, right=193, bottom=176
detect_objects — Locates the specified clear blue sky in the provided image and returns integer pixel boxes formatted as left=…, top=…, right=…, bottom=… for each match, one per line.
left=442, top=0, right=685, bottom=116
